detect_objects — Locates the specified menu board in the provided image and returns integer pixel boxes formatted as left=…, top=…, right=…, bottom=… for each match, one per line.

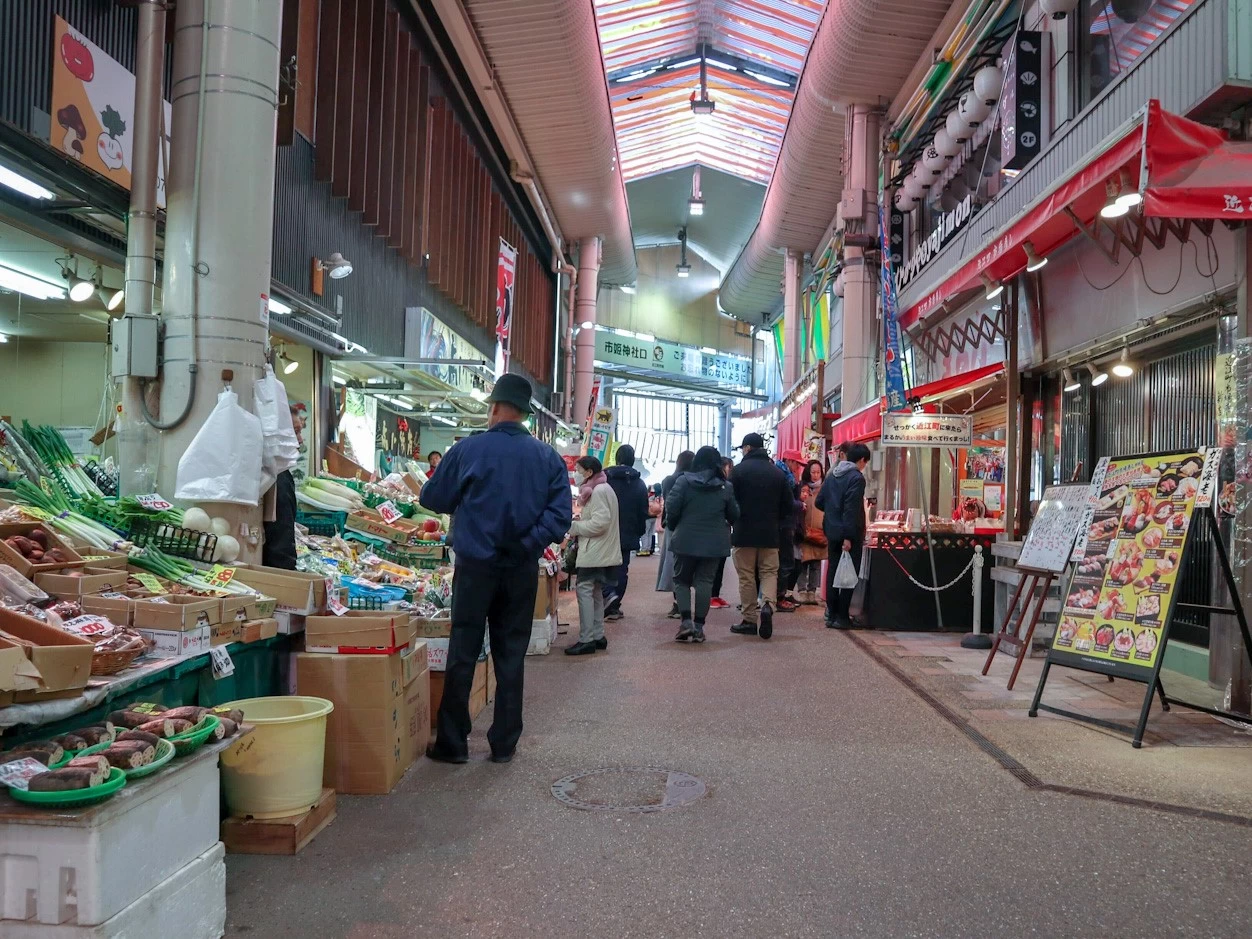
left=1017, top=484, right=1091, bottom=573
left=1052, top=451, right=1210, bottom=675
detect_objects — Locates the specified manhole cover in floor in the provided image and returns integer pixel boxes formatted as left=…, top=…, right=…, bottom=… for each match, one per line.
left=551, top=766, right=707, bottom=813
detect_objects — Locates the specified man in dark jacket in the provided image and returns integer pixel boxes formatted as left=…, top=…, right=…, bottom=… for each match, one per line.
left=816, top=442, right=870, bottom=629
left=419, top=374, right=572, bottom=764
left=728, top=433, right=794, bottom=640
left=603, top=445, right=649, bottom=620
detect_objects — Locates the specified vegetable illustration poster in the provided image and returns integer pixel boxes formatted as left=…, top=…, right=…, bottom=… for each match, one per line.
left=50, top=17, right=171, bottom=205
left=1053, top=451, right=1210, bottom=673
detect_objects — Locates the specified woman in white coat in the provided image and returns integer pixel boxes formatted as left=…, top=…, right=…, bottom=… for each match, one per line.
left=566, top=456, right=622, bottom=656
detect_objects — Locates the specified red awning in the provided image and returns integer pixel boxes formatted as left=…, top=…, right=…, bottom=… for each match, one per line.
left=910, top=363, right=1003, bottom=402
left=901, top=100, right=1236, bottom=331
left=828, top=400, right=882, bottom=444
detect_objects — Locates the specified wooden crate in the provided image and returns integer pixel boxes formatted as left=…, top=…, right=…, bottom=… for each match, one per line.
left=221, top=788, right=337, bottom=855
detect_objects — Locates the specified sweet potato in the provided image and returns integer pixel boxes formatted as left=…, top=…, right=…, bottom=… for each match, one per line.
left=12, top=742, right=63, bottom=765
left=103, top=742, right=153, bottom=768
left=116, top=729, right=161, bottom=748
left=76, top=726, right=114, bottom=746
left=107, top=709, right=160, bottom=730
left=165, top=719, right=194, bottom=736
left=135, top=718, right=176, bottom=738
left=215, top=717, right=239, bottom=739
left=28, top=766, right=105, bottom=790
left=55, top=734, right=88, bottom=753
left=160, top=706, right=207, bottom=723
left=210, top=707, right=245, bottom=725
left=67, top=755, right=110, bottom=775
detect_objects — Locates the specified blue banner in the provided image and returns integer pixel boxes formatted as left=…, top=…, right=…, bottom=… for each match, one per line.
left=878, top=204, right=908, bottom=412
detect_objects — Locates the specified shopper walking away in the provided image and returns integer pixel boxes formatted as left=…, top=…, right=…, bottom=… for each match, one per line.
left=603, top=445, right=649, bottom=620
left=774, top=451, right=805, bottom=612
left=665, top=446, right=739, bottom=643
left=262, top=404, right=305, bottom=570
left=709, top=456, right=736, bottom=610
left=729, top=434, right=793, bottom=640
left=566, top=456, right=622, bottom=656
left=656, top=450, right=694, bottom=616
left=816, top=442, right=870, bottom=629
left=796, top=485, right=826, bottom=604
left=419, top=374, right=572, bottom=764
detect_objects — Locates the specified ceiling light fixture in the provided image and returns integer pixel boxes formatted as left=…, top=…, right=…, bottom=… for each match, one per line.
left=0, top=165, right=55, bottom=200
left=0, top=263, right=65, bottom=300
left=281, top=352, right=299, bottom=375
left=1063, top=368, right=1081, bottom=392
left=676, top=264, right=691, bottom=278
left=634, top=332, right=654, bottom=342
left=677, top=225, right=691, bottom=277
left=666, top=57, right=701, bottom=69
left=1111, top=346, right=1135, bottom=377
left=620, top=284, right=637, bottom=294
left=579, top=319, right=594, bottom=329
left=744, top=70, right=790, bottom=88
left=980, top=273, right=1004, bottom=299
left=1024, top=240, right=1048, bottom=272
left=268, top=296, right=293, bottom=316
left=700, top=346, right=717, bottom=355
left=1115, top=169, right=1143, bottom=209
left=66, top=265, right=95, bottom=302
left=705, top=57, right=737, bottom=71
left=690, top=43, right=716, bottom=118
left=1087, top=362, right=1108, bottom=386
left=688, top=165, right=705, bottom=216
left=688, top=197, right=704, bottom=216
left=1100, top=179, right=1131, bottom=219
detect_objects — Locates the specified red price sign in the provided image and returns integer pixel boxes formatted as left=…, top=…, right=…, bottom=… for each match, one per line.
left=135, top=494, right=173, bottom=511
left=376, top=500, right=402, bottom=525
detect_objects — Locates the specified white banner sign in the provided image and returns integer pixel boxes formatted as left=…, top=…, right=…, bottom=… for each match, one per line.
left=881, top=413, right=974, bottom=448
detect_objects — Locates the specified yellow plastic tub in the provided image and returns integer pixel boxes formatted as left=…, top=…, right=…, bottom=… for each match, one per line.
left=218, top=696, right=334, bottom=819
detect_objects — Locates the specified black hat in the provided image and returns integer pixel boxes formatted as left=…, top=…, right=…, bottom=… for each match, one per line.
left=485, top=374, right=533, bottom=413
left=738, top=432, right=765, bottom=450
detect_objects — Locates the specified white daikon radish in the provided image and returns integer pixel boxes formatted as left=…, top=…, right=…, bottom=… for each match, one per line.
left=182, top=507, right=211, bottom=532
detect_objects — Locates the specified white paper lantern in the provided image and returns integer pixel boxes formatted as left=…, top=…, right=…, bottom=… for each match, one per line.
left=910, top=162, right=933, bottom=191
left=922, top=145, right=948, bottom=175
left=894, top=188, right=918, bottom=211
left=1040, top=0, right=1080, bottom=17
left=946, top=108, right=971, bottom=144
left=973, top=65, right=1003, bottom=106
left=958, top=91, right=992, bottom=129
left=934, top=127, right=962, bottom=158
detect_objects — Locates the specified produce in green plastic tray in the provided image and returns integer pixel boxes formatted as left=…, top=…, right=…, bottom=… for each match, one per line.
left=168, top=715, right=220, bottom=756
left=10, top=767, right=127, bottom=807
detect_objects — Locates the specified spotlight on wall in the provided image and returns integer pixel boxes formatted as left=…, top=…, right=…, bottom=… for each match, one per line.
left=1024, top=240, right=1048, bottom=272
left=281, top=352, right=299, bottom=375
left=1111, top=346, right=1135, bottom=377
left=322, top=252, right=353, bottom=279
left=1062, top=367, right=1081, bottom=392
left=1100, top=180, right=1131, bottom=219
left=980, top=273, right=1004, bottom=299
left=1087, top=362, right=1108, bottom=386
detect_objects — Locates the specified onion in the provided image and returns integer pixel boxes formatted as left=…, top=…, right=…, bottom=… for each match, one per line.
left=210, top=517, right=231, bottom=537
left=182, top=507, right=211, bottom=532
left=214, top=535, right=240, bottom=563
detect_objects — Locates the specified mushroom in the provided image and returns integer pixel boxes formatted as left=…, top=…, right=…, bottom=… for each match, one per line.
left=57, top=104, right=87, bottom=159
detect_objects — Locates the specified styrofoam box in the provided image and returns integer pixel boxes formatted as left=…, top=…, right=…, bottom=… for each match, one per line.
left=3, top=842, right=225, bottom=939
left=526, top=615, right=557, bottom=656
left=0, top=745, right=221, bottom=927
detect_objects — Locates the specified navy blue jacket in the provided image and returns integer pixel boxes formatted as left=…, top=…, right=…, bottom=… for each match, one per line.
left=605, top=464, right=649, bottom=550
left=419, top=422, right=572, bottom=565
left=816, top=461, right=867, bottom=546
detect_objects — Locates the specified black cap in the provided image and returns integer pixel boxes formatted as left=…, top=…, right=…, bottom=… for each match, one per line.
left=485, top=374, right=533, bottom=414
left=739, top=433, right=765, bottom=450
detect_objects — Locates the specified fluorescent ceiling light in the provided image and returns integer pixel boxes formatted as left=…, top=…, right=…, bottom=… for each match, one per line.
left=744, top=70, right=790, bottom=88
left=700, top=346, right=717, bottom=354
left=332, top=375, right=347, bottom=385
left=0, top=333, right=7, bottom=343
left=580, top=320, right=594, bottom=329
left=666, top=58, right=701, bottom=69
left=634, top=332, right=654, bottom=342
left=0, top=165, right=55, bottom=200
left=470, top=388, right=488, bottom=402
left=705, top=58, right=737, bottom=71
left=268, top=296, right=293, bottom=316
left=0, top=264, right=65, bottom=300
left=688, top=197, right=705, bottom=216
left=429, top=414, right=456, bottom=426
left=613, top=327, right=633, bottom=337
left=620, top=285, right=637, bottom=294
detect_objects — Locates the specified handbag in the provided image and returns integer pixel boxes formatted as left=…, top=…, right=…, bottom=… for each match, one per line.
left=804, top=527, right=827, bottom=547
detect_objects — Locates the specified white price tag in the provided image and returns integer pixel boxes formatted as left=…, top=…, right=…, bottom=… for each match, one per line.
left=325, top=577, right=348, bottom=616
left=376, top=500, right=402, bottom=525
left=135, top=493, right=173, bottom=512
left=0, top=757, right=50, bottom=790
left=210, top=645, right=235, bottom=679
left=60, top=615, right=115, bottom=637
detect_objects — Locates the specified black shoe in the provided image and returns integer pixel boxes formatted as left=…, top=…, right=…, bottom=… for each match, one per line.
left=830, top=617, right=851, bottom=630
left=565, top=641, right=598, bottom=655
left=604, top=608, right=623, bottom=621
left=490, top=751, right=514, bottom=764
left=667, top=604, right=682, bottom=619
left=676, top=617, right=696, bottom=642
left=594, top=637, right=608, bottom=650
left=426, top=744, right=468, bottom=765
left=759, top=603, right=774, bottom=640
left=692, top=622, right=706, bottom=643
left=730, top=622, right=758, bottom=636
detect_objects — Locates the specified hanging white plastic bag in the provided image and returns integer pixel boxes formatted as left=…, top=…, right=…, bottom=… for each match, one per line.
left=832, top=549, right=858, bottom=590
left=254, top=365, right=299, bottom=480
left=175, top=389, right=264, bottom=506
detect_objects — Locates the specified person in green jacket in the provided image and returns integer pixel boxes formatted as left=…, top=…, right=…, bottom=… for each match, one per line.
left=665, top=446, right=740, bottom=643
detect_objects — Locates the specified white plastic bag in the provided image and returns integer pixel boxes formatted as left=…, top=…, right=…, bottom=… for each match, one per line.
left=254, top=365, right=299, bottom=482
left=832, top=549, right=858, bottom=590
left=175, top=389, right=264, bottom=506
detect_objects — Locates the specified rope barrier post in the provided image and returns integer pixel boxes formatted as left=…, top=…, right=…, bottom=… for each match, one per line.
left=961, top=545, right=992, bottom=649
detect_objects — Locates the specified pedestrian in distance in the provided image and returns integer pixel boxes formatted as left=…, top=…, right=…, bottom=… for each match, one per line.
left=656, top=449, right=695, bottom=615
left=775, top=450, right=806, bottom=611
left=565, top=456, right=622, bottom=656
left=728, top=434, right=794, bottom=640
left=665, top=446, right=739, bottom=643
left=708, top=456, right=737, bottom=610
left=803, top=459, right=825, bottom=493
left=603, top=445, right=650, bottom=621
left=419, top=374, right=572, bottom=764
left=796, top=485, right=826, bottom=604
left=816, top=442, right=871, bottom=629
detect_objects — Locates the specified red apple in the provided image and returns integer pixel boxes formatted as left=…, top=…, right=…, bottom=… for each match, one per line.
left=422, top=518, right=441, bottom=533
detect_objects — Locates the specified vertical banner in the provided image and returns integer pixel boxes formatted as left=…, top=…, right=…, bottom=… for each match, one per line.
left=584, top=407, right=616, bottom=464
left=878, top=203, right=908, bottom=412
left=812, top=290, right=829, bottom=363
left=1001, top=30, right=1043, bottom=171
left=494, top=238, right=518, bottom=372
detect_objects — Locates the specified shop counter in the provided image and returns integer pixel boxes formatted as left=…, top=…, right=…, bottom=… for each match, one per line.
left=860, top=532, right=996, bottom=631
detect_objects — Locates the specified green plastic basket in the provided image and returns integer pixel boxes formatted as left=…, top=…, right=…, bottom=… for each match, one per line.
left=168, top=715, right=220, bottom=757
left=123, top=738, right=175, bottom=779
left=10, top=767, right=127, bottom=808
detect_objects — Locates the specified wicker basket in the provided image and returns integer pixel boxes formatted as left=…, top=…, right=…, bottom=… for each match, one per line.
left=91, top=634, right=148, bottom=675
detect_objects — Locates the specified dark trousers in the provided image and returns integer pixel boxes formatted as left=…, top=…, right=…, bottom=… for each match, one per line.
left=433, top=559, right=537, bottom=759
left=673, top=554, right=720, bottom=623
left=711, top=555, right=727, bottom=598
left=602, top=549, right=631, bottom=609
left=777, top=536, right=797, bottom=600
left=826, top=542, right=862, bottom=621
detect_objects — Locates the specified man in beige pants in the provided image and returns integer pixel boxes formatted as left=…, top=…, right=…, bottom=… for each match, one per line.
left=727, top=434, right=793, bottom=641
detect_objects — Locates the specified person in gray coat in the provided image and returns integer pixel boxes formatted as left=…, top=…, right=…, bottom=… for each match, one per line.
left=665, top=446, right=740, bottom=643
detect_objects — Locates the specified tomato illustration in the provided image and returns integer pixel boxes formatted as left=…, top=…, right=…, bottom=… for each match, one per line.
left=60, top=32, right=94, bottom=82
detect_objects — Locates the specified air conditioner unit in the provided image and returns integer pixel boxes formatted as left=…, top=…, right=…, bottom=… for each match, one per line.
left=733, top=321, right=753, bottom=338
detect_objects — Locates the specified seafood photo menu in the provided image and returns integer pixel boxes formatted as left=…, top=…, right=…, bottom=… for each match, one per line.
left=1052, top=451, right=1209, bottom=674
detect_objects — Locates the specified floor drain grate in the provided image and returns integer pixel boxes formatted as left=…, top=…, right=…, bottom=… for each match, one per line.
left=551, top=766, right=707, bottom=813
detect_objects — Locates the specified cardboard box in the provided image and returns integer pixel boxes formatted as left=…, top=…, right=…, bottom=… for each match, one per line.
left=221, top=595, right=277, bottom=623
left=402, top=472, right=425, bottom=496
left=73, top=549, right=129, bottom=570
left=0, top=635, right=42, bottom=694
left=425, top=637, right=448, bottom=671
left=402, top=663, right=431, bottom=764
left=305, top=612, right=415, bottom=654
left=274, top=611, right=305, bottom=634
left=296, top=650, right=419, bottom=794
left=485, top=653, right=496, bottom=701
left=428, top=660, right=489, bottom=730
left=211, top=619, right=242, bottom=647
left=0, top=523, right=85, bottom=577
left=413, top=615, right=451, bottom=639
left=233, top=566, right=327, bottom=614
left=35, top=567, right=129, bottom=599
left=139, top=625, right=211, bottom=658
left=80, top=592, right=136, bottom=625
left=132, top=596, right=221, bottom=630
left=344, top=508, right=430, bottom=546
left=532, top=571, right=556, bottom=619
left=240, top=617, right=279, bottom=644
left=0, top=608, right=95, bottom=693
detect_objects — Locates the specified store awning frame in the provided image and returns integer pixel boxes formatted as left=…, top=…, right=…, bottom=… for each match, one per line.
left=910, top=363, right=1004, bottom=404
left=828, top=399, right=882, bottom=445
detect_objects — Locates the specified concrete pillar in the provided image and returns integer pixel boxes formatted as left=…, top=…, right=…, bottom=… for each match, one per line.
left=156, top=0, right=283, bottom=557
left=572, top=237, right=601, bottom=424
left=783, top=249, right=801, bottom=388
left=840, top=103, right=882, bottom=413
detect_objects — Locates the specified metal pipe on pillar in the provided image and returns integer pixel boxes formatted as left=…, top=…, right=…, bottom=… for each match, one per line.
left=840, top=103, right=882, bottom=414
left=783, top=250, right=801, bottom=389
left=156, top=0, right=284, bottom=559
left=1003, top=280, right=1021, bottom=538
left=572, top=237, right=601, bottom=424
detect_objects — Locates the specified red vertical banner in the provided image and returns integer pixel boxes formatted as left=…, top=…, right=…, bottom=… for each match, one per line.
left=495, top=237, right=518, bottom=368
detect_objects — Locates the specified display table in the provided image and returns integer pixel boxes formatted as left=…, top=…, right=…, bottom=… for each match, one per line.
left=861, top=532, right=995, bottom=630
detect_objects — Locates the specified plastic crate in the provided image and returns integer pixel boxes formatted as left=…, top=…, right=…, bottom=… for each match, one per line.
left=129, top=516, right=218, bottom=562
left=296, top=511, right=346, bottom=537
left=348, top=595, right=386, bottom=610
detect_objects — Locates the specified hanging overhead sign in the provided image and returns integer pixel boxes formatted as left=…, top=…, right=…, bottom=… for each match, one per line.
left=878, top=205, right=908, bottom=412
left=881, top=412, right=973, bottom=447
left=495, top=238, right=517, bottom=367
left=593, top=332, right=751, bottom=388
left=1001, top=30, right=1043, bottom=172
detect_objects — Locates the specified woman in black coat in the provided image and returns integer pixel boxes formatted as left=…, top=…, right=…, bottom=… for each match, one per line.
left=656, top=449, right=695, bottom=610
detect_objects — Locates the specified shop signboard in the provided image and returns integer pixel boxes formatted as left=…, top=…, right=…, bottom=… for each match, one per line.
left=584, top=407, right=615, bottom=464
left=1016, top=484, right=1092, bottom=573
left=893, top=194, right=974, bottom=294
left=50, top=16, right=171, bottom=206
left=1000, top=30, right=1043, bottom=172
left=881, top=413, right=973, bottom=448
left=403, top=307, right=481, bottom=395
left=495, top=238, right=517, bottom=368
left=593, top=332, right=750, bottom=388
left=878, top=205, right=908, bottom=411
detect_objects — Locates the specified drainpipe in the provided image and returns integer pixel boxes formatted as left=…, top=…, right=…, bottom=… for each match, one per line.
left=783, top=249, right=801, bottom=388
left=572, top=237, right=601, bottom=424
left=553, top=260, right=576, bottom=417
left=563, top=266, right=578, bottom=421
left=156, top=0, right=283, bottom=559
left=840, top=103, right=882, bottom=413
